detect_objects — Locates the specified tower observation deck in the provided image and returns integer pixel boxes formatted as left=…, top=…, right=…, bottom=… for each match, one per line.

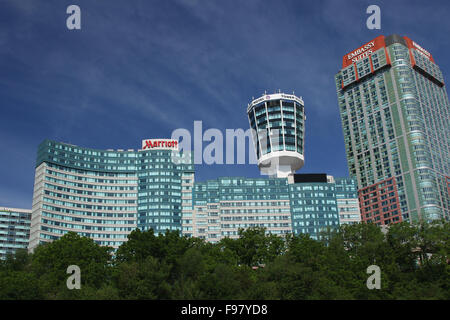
left=247, top=92, right=305, bottom=178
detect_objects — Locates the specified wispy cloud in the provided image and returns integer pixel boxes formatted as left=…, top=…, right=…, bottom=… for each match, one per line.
left=1, top=0, right=449, bottom=206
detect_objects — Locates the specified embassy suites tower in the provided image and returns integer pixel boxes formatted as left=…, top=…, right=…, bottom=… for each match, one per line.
left=335, top=34, right=449, bottom=224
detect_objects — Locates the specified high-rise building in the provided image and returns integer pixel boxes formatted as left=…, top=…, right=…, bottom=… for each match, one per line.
left=185, top=174, right=343, bottom=242
left=27, top=137, right=356, bottom=250
left=335, top=34, right=450, bottom=224
left=358, top=177, right=402, bottom=225
left=25, top=83, right=363, bottom=251
left=188, top=177, right=292, bottom=242
left=0, top=207, right=31, bottom=259
left=137, top=139, right=194, bottom=233
left=333, top=177, right=361, bottom=225
left=288, top=174, right=340, bottom=237
left=247, top=93, right=305, bottom=178
left=29, top=139, right=193, bottom=251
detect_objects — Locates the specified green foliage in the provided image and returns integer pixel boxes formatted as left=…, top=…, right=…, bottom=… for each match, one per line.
left=0, top=270, right=42, bottom=299
left=114, top=256, right=171, bottom=299
left=30, top=232, right=113, bottom=299
left=218, top=227, right=287, bottom=267
left=0, top=221, right=448, bottom=300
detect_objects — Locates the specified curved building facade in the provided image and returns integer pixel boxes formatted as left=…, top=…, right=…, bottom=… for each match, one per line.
left=247, top=93, right=305, bottom=178
left=29, top=139, right=194, bottom=251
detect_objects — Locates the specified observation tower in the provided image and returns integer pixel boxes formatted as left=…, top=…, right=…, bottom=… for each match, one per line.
left=247, top=92, right=305, bottom=178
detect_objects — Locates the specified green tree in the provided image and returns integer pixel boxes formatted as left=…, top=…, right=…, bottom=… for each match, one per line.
left=114, top=256, right=171, bottom=299
left=30, top=232, right=113, bottom=299
left=0, top=269, right=42, bottom=299
left=218, top=227, right=287, bottom=267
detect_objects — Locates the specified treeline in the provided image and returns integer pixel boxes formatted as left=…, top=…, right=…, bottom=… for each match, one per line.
left=0, top=221, right=448, bottom=300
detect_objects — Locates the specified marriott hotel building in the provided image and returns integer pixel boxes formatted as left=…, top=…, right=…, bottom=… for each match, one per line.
left=335, top=34, right=449, bottom=224
left=29, top=139, right=194, bottom=250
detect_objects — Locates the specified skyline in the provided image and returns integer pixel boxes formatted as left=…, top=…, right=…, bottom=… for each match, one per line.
left=1, top=0, right=450, bottom=209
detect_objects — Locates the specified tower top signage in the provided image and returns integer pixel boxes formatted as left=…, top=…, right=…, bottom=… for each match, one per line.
left=403, top=36, right=434, bottom=62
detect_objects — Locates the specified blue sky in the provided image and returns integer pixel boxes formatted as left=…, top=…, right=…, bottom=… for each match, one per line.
left=1, top=0, right=449, bottom=208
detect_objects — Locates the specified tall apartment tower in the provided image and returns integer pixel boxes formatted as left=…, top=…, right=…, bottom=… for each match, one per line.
left=0, top=207, right=31, bottom=259
left=247, top=93, right=305, bottom=178
left=335, top=34, right=449, bottom=224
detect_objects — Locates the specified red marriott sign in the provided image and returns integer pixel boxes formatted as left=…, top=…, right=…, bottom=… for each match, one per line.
left=141, top=139, right=178, bottom=150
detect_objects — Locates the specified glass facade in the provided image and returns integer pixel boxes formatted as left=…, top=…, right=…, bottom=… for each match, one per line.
left=137, top=150, right=193, bottom=233
left=186, top=175, right=349, bottom=242
left=334, top=177, right=361, bottom=225
left=189, top=177, right=292, bottom=243
left=335, top=34, right=450, bottom=223
left=248, top=96, right=305, bottom=156
left=0, top=207, right=31, bottom=259
left=289, top=179, right=340, bottom=239
left=247, top=93, right=305, bottom=177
